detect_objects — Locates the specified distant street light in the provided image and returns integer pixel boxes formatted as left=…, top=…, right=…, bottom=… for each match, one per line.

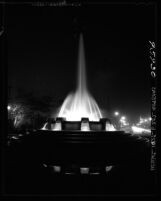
left=7, top=105, right=11, bottom=110
left=113, top=111, right=120, bottom=130
left=120, top=116, right=126, bottom=120
left=119, top=116, right=128, bottom=128
left=114, top=111, right=119, bottom=116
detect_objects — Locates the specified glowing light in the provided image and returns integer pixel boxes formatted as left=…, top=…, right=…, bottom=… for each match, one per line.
left=120, top=116, right=126, bottom=120
left=81, top=121, right=90, bottom=131
left=131, top=126, right=151, bottom=134
left=7, top=105, right=11, bottom=110
left=114, top=111, right=119, bottom=116
left=90, top=172, right=100, bottom=175
left=105, top=166, right=113, bottom=172
left=52, top=122, right=62, bottom=131
left=65, top=172, right=74, bottom=175
left=43, top=164, right=47, bottom=168
left=80, top=167, right=89, bottom=174
left=41, top=123, right=48, bottom=130
left=18, top=134, right=23, bottom=137
left=106, top=123, right=116, bottom=131
left=58, top=34, right=102, bottom=121
left=138, top=116, right=152, bottom=125
left=11, top=136, right=19, bottom=140
left=53, top=166, right=61, bottom=173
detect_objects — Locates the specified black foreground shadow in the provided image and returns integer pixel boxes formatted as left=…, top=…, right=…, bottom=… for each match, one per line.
left=5, top=130, right=156, bottom=196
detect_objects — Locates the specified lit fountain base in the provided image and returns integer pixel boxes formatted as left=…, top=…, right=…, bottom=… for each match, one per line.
left=8, top=117, right=150, bottom=175
left=21, top=117, right=149, bottom=169
left=41, top=117, right=116, bottom=132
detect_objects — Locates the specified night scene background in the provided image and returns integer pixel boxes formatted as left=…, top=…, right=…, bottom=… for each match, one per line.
left=7, top=3, right=155, bottom=123
left=4, top=1, right=157, bottom=196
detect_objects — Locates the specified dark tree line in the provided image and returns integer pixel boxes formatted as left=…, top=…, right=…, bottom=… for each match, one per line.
left=8, top=87, right=63, bottom=132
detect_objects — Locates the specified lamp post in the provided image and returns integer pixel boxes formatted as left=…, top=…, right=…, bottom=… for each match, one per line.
left=113, top=111, right=120, bottom=130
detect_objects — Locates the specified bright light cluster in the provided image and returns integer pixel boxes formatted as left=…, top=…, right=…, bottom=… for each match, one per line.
left=41, top=120, right=116, bottom=131
left=136, top=117, right=151, bottom=126
left=119, top=116, right=129, bottom=127
left=7, top=104, right=25, bottom=128
left=58, top=91, right=102, bottom=121
left=131, top=126, right=151, bottom=134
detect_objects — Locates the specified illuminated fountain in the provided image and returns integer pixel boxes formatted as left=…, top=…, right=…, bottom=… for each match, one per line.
left=42, top=34, right=116, bottom=131
left=58, top=34, right=102, bottom=122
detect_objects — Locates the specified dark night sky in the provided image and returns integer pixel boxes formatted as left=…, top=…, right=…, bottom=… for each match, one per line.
left=7, top=3, right=156, bottom=122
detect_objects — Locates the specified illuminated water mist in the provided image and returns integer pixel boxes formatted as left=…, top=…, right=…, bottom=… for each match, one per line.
left=58, top=34, right=102, bottom=121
